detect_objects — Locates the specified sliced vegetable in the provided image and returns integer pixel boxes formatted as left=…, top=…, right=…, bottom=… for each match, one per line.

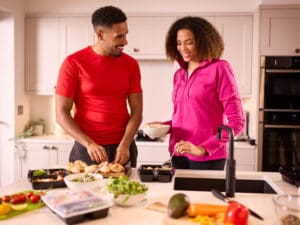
left=187, top=203, right=228, bottom=217
left=224, top=201, right=249, bottom=225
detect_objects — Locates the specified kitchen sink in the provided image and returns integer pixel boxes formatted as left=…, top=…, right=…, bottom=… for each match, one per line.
left=174, top=177, right=277, bottom=194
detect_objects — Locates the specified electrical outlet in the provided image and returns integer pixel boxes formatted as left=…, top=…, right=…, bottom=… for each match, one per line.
left=17, top=105, right=23, bottom=115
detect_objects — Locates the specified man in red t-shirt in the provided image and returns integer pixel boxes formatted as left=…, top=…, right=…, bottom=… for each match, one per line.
left=55, top=6, right=143, bottom=167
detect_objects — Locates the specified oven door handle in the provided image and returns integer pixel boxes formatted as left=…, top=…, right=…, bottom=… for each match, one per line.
left=265, top=69, right=300, bottom=73
left=264, top=124, right=300, bottom=129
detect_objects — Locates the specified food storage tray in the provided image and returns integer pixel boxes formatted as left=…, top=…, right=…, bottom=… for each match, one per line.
left=138, top=164, right=175, bottom=182
left=42, top=190, right=113, bottom=225
left=28, top=168, right=70, bottom=189
left=279, top=166, right=300, bottom=187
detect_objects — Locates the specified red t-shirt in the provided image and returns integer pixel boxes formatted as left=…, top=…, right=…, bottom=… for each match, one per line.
left=56, top=46, right=142, bottom=144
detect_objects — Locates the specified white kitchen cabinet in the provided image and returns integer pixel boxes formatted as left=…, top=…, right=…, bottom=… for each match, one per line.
left=235, top=146, right=256, bottom=171
left=136, top=142, right=170, bottom=167
left=124, top=16, right=177, bottom=59
left=25, top=16, right=94, bottom=95
left=215, top=16, right=253, bottom=97
left=260, top=6, right=300, bottom=56
left=25, top=17, right=60, bottom=94
left=59, top=17, right=95, bottom=59
left=14, top=141, right=73, bottom=179
left=136, top=141, right=256, bottom=171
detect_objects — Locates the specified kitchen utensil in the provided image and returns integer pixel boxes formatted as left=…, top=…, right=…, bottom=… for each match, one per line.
left=211, top=189, right=264, bottom=221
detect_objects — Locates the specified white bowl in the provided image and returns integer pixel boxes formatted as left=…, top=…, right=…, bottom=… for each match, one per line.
left=114, top=192, right=147, bottom=207
left=142, top=124, right=170, bottom=139
left=64, top=173, right=106, bottom=191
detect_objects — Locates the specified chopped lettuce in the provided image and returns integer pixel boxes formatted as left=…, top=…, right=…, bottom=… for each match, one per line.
left=107, top=175, right=148, bottom=198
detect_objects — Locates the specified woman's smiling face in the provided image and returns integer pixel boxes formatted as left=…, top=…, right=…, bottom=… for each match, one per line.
left=176, top=29, right=199, bottom=63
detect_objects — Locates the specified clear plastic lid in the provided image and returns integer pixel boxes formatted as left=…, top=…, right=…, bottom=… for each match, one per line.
left=42, top=189, right=113, bottom=218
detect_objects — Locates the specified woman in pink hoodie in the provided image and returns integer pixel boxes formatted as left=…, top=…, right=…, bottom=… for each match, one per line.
left=162, top=16, right=245, bottom=170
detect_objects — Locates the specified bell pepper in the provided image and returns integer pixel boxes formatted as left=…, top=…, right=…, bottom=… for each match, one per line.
left=224, top=201, right=249, bottom=225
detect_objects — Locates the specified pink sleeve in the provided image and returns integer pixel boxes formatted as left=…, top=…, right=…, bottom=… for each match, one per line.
left=201, top=61, right=245, bottom=155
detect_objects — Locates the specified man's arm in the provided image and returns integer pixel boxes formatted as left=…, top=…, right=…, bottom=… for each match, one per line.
left=114, top=93, right=143, bottom=164
left=55, top=94, right=107, bottom=162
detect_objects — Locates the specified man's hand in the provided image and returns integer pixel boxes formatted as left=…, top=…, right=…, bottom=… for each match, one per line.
left=175, top=141, right=206, bottom=156
left=86, top=143, right=108, bottom=163
left=114, top=145, right=130, bottom=165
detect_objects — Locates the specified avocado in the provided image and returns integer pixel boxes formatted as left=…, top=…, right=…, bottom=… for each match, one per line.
left=167, top=193, right=190, bottom=218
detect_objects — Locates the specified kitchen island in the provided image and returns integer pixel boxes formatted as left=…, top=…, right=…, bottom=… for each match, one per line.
left=0, top=169, right=298, bottom=225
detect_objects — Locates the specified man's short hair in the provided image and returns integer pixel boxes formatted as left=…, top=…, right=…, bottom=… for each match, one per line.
left=91, top=5, right=127, bottom=28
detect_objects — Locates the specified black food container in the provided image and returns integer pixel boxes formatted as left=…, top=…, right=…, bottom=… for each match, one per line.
left=138, top=164, right=175, bottom=182
left=279, top=166, right=300, bottom=187
left=28, top=168, right=70, bottom=189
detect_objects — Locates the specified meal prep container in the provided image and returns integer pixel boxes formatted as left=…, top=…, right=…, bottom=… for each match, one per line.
left=28, top=168, right=70, bottom=189
left=42, top=189, right=113, bottom=225
left=138, top=164, right=175, bottom=182
left=279, top=166, right=300, bottom=187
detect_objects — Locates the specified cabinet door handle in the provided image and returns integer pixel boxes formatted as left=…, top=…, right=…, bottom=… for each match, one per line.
left=295, top=48, right=300, bottom=54
left=43, top=145, right=50, bottom=150
left=51, top=146, right=58, bottom=150
left=133, top=48, right=140, bottom=53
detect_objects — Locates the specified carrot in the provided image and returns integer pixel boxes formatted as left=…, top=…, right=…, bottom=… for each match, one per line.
left=187, top=203, right=228, bottom=217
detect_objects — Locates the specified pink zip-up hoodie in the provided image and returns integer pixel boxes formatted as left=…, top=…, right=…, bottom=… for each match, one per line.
left=165, top=58, right=245, bottom=162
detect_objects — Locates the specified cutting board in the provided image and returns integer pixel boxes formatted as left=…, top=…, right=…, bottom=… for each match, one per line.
left=0, top=190, right=45, bottom=220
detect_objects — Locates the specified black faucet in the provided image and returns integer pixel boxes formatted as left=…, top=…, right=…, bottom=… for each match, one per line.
left=217, top=125, right=236, bottom=197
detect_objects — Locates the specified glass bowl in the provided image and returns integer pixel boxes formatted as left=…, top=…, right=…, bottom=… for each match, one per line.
left=273, top=195, right=300, bottom=225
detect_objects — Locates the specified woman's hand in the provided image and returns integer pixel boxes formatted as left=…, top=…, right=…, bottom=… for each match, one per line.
left=114, top=145, right=130, bottom=165
left=175, top=141, right=206, bottom=156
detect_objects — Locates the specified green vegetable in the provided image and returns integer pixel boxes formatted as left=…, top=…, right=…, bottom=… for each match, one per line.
left=168, top=193, right=190, bottom=218
left=32, top=169, right=47, bottom=177
left=107, top=176, right=148, bottom=198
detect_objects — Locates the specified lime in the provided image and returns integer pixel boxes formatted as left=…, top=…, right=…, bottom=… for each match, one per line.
left=9, top=203, right=28, bottom=211
left=0, top=204, right=11, bottom=215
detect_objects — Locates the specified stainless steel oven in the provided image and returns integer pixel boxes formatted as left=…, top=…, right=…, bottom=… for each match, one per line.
left=258, top=56, right=300, bottom=171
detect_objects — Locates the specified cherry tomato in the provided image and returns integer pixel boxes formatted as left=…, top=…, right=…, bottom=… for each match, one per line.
left=18, top=193, right=27, bottom=203
left=224, top=201, right=249, bottom=225
left=26, top=191, right=34, bottom=199
left=29, top=194, right=40, bottom=203
left=11, top=195, right=21, bottom=204
left=4, top=195, right=11, bottom=203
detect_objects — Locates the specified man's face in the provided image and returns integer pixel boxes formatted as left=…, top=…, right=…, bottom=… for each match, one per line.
left=97, top=22, right=128, bottom=57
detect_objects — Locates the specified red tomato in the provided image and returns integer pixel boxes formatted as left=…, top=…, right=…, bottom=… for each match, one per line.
left=29, top=194, right=40, bottom=203
left=4, top=195, right=11, bottom=203
left=224, top=201, right=249, bottom=225
left=18, top=193, right=27, bottom=203
left=11, top=195, right=21, bottom=204
left=26, top=191, right=34, bottom=199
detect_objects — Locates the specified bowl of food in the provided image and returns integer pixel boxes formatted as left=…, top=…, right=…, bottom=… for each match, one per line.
left=141, top=124, right=170, bottom=140
left=64, top=173, right=105, bottom=191
left=107, top=176, right=148, bottom=207
left=273, top=195, right=300, bottom=225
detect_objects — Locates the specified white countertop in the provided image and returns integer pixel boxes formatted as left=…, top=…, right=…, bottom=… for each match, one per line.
left=0, top=169, right=298, bottom=225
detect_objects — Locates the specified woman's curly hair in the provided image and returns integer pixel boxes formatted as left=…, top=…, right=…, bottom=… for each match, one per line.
left=166, top=16, right=224, bottom=62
